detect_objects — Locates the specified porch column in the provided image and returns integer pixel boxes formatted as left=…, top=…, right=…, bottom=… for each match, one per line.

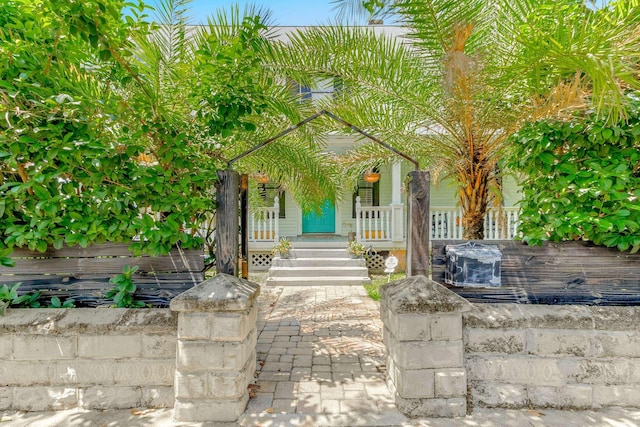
left=391, top=161, right=404, bottom=242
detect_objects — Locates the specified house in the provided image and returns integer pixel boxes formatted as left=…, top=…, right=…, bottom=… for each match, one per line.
left=246, top=26, right=522, bottom=271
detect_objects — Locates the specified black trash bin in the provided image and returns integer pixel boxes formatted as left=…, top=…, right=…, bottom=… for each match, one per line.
left=444, top=242, right=502, bottom=287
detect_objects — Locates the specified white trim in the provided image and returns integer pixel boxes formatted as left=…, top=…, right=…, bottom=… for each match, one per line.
left=391, top=161, right=402, bottom=204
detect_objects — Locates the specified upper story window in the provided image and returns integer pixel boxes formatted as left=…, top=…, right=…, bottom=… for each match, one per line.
left=293, top=77, right=341, bottom=103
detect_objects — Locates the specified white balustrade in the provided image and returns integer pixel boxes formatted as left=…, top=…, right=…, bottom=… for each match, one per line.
left=430, top=207, right=520, bottom=240
left=355, top=196, right=393, bottom=242
left=248, top=197, right=279, bottom=242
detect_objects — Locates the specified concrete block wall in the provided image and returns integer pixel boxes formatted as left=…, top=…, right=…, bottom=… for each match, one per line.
left=0, top=308, right=177, bottom=411
left=380, top=276, right=471, bottom=417
left=464, top=304, right=640, bottom=410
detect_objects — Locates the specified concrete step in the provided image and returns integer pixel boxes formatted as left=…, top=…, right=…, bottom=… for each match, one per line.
left=268, top=266, right=369, bottom=278
left=266, top=276, right=371, bottom=286
left=267, top=247, right=370, bottom=287
left=271, top=258, right=366, bottom=268
left=288, top=249, right=349, bottom=259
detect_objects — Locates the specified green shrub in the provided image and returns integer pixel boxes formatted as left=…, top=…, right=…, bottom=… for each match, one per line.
left=105, top=265, right=146, bottom=308
left=510, top=99, right=640, bottom=252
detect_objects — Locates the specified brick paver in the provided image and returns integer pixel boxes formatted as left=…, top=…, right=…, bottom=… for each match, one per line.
left=246, top=285, right=398, bottom=418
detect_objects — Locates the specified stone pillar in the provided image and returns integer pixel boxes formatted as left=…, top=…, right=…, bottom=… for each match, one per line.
left=381, top=275, right=471, bottom=418
left=170, top=274, right=259, bottom=423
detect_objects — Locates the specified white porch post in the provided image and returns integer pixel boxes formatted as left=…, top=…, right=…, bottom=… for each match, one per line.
left=273, top=196, right=280, bottom=241
left=355, top=196, right=362, bottom=241
left=391, top=161, right=404, bottom=242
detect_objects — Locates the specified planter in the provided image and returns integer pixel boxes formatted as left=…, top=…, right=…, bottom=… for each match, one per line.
left=278, top=250, right=291, bottom=259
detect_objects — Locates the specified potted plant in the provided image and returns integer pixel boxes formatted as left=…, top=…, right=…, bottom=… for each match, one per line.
left=272, top=237, right=292, bottom=259
left=347, top=240, right=367, bottom=259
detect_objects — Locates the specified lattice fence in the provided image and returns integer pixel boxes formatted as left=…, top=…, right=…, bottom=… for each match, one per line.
left=366, top=252, right=387, bottom=273
left=250, top=252, right=273, bottom=271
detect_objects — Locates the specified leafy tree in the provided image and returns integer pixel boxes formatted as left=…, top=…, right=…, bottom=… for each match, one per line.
left=1, top=0, right=208, bottom=254
left=0, top=0, right=341, bottom=257
left=271, top=0, right=640, bottom=239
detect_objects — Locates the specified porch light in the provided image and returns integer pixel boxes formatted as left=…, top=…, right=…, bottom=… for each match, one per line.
left=363, top=171, right=380, bottom=183
left=255, top=172, right=269, bottom=184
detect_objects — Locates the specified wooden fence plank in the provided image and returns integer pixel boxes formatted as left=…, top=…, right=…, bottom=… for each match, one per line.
left=7, top=245, right=203, bottom=259
left=0, top=244, right=205, bottom=307
left=0, top=272, right=204, bottom=285
left=1, top=252, right=204, bottom=275
left=431, top=240, right=640, bottom=305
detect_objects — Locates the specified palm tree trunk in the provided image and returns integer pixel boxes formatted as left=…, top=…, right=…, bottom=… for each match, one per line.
left=461, top=209, right=485, bottom=240
left=458, top=156, right=491, bottom=240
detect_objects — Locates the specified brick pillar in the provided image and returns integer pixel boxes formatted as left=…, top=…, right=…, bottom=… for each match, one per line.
left=170, top=274, right=259, bottom=423
left=381, top=275, right=471, bottom=417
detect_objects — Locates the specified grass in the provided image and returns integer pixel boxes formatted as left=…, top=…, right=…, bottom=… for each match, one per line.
left=364, top=272, right=406, bottom=301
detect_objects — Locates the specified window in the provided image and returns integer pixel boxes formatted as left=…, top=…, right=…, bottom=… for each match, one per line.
left=292, top=78, right=337, bottom=103
left=352, top=176, right=380, bottom=218
left=258, top=183, right=285, bottom=219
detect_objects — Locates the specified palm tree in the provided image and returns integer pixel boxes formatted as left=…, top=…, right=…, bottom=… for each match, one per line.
left=269, top=0, right=640, bottom=239
left=126, top=0, right=343, bottom=213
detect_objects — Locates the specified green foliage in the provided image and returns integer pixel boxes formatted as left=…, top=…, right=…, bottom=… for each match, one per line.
left=49, top=296, right=76, bottom=308
left=510, top=97, right=640, bottom=252
left=347, top=240, right=366, bottom=257
left=0, top=0, right=307, bottom=258
left=271, top=237, right=292, bottom=256
left=0, top=0, right=208, bottom=255
left=0, top=284, right=20, bottom=305
left=12, top=290, right=42, bottom=308
left=364, top=272, right=406, bottom=301
left=0, top=283, right=42, bottom=308
left=105, top=265, right=145, bottom=308
left=0, top=248, right=13, bottom=267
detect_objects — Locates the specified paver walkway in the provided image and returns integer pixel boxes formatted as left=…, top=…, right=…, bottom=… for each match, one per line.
left=244, top=285, right=400, bottom=424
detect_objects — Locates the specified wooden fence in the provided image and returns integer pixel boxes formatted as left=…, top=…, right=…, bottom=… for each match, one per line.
left=0, top=244, right=205, bottom=307
left=432, top=240, right=640, bottom=305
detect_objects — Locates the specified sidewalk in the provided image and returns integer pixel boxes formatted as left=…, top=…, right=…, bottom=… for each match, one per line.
left=3, top=284, right=640, bottom=426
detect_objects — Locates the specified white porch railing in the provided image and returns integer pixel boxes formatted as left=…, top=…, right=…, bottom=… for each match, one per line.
left=430, top=206, right=520, bottom=240
left=248, top=198, right=520, bottom=245
left=355, top=196, right=393, bottom=242
left=248, top=196, right=279, bottom=243
left=355, top=201, right=521, bottom=243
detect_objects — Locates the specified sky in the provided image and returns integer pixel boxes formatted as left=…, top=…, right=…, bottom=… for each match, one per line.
left=144, top=0, right=612, bottom=26
left=148, top=0, right=341, bottom=26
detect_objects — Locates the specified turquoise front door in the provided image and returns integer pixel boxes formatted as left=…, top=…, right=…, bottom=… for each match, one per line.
left=302, top=200, right=336, bottom=233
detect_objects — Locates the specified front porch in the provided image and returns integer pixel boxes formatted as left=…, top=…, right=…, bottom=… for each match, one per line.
left=249, top=203, right=521, bottom=245
left=247, top=198, right=521, bottom=271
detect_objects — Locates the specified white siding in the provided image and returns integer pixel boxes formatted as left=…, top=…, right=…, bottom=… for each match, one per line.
left=278, top=191, right=299, bottom=238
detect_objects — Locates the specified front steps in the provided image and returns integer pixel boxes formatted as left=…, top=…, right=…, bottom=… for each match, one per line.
left=266, top=248, right=371, bottom=286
